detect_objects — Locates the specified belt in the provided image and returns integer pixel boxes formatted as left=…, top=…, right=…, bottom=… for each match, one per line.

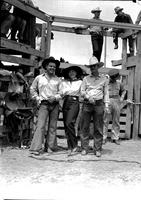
left=109, top=95, right=120, bottom=99
left=65, top=95, right=79, bottom=101
left=84, top=99, right=103, bottom=104
left=41, top=100, right=58, bottom=104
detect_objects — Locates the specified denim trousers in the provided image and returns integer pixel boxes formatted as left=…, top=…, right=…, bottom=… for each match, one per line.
left=103, top=98, right=120, bottom=140
left=62, top=97, right=79, bottom=149
left=91, top=34, right=103, bottom=62
left=113, top=29, right=134, bottom=53
left=79, top=100, right=104, bottom=152
left=30, top=101, right=59, bottom=152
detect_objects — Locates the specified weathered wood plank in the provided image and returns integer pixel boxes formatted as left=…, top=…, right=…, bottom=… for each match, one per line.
left=45, top=22, right=52, bottom=58
left=0, top=38, right=44, bottom=58
left=0, top=54, right=38, bottom=67
left=4, top=0, right=50, bottom=22
left=133, top=32, right=141, bottom=138
left=51, top=15, right=141, bottom=31
left=125, top=68, right=134, bottom=138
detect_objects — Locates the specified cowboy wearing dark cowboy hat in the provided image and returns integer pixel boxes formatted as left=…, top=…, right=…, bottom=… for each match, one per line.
left=60, top=65, right=83, bottom=156
left=79, top=56, right=109, bottom=157
left=62, top=65, right=83, bottom=80
left=103, top=68, right=126, bottom=145
left=112, top=6, right=134, bottom=56
left=29, top=56, right=61, bottom=155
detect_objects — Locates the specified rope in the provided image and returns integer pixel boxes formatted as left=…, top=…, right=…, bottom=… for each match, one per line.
left=126, top=99, right=141, bottom=105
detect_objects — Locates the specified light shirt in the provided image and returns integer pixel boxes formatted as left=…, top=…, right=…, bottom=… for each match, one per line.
left=81, top=74, right=109, bottom=103
left=88, top=18, right=103, bottom=35
left=59, top=79, right=82, bottom=97
left=109, top=80, right=126, bottom=99
left=30, top=73, right=61, bottom=102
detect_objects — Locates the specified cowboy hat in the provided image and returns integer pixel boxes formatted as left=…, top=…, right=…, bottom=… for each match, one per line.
left=87, top=56, right=104, bottom=68
left=91, top=7, right=102, bottom=14
left=42, top=57, right=60, bottom=69
left=114, top=6, right=123, bottom=14
left=108, top=69, right=120, bottom=79
left=62, top=65, right=83, bottom=80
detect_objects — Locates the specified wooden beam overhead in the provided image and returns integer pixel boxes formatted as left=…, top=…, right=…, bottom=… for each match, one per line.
left=51, top=15, right=141, bottom=31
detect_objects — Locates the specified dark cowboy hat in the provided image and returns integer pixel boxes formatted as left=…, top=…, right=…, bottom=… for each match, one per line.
left=62, top=65, right=83, bottom=79
left=108, top=69, right=120, bottom=79
left=87, top=56, right=104, bottom=68
left=42, top=57, right=60, bottom=69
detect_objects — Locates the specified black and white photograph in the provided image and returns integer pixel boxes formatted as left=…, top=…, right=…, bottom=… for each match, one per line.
left=0, top=0, right=141, bottom=200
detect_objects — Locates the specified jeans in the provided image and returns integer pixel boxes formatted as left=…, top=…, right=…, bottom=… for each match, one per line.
left=79, top=100, right=104, bottom=152
left=63, top=96, right=79, bottom=149
left=30, top=101, right=59, bottom=152
left=113, top=29, right=134, bottom=53
left=91, top=34, right=103, bottom=62
left=103, top=98, right=120, bottom=140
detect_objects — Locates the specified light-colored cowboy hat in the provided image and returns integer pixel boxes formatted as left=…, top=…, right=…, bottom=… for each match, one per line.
left=114, top=6, right=123, bottom=14
left=91, top=7, right=102, bottom=14
left=87, top=56, right=104, bottom=68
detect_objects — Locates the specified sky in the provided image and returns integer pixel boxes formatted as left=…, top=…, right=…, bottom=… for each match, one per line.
left=34, top=0, right=140, bottom=67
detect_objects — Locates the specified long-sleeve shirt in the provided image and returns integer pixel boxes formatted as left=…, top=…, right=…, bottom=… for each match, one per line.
left=88, top=17, right=104, bottom=36
left=109, top=80, right=126, bottom=100
left=59, top=79, right=82, bottom=97
left=80, top=74, right=109, bottom=104
left=30, top=73, right=61, bottom=102
left=114, top=12, right=133, bottom=24
left=135, top=10, right=141, bottom=24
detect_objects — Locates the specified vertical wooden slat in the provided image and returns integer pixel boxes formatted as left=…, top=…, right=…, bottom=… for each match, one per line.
left=122, top=38, right=127, bottom=69
left=133, top=31, right=141, bottom=139
left=44, top=21, right=52, bottom=58
left=40, top=23, right=47, bottom=53
left=125, top=68, right=134, bottom=138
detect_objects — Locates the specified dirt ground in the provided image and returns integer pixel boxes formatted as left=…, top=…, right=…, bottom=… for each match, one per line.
left=0, top=138, right=141, bottom=200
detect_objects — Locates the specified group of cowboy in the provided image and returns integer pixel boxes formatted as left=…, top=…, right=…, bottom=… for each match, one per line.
left=74, top=6, right=137, bottom=61
left=29, top=55, right=126, bottom=158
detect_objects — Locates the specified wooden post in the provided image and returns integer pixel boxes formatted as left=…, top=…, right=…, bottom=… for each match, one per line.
left=122, top=38, right=127, bottom=69
left=133, top=31, right=141, bottom=139
left=125, top=68, right=134, bottom=138
left=40, top=23, right=47, bottom=54
left=44, top=21, right=52, bottom=58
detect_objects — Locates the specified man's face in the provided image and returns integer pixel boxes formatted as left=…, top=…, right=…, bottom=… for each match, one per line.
left=90, top=64, right=98, bottom=75
left=94, top=11, right=101, bottom=18
left=45, top=62, right=56, bottom=75
left=116, top=10, right=122, bottom=16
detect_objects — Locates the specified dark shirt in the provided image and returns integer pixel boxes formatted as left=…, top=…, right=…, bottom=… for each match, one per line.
left=114, top=12, right=133, bottom=24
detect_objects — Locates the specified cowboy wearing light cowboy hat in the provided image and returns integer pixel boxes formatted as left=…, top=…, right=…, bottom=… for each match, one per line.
left=112, top=6, right=134, bottom=55
left=74, top=7, right=104, bottom=62
left=79, top=56, right=109, bottom=157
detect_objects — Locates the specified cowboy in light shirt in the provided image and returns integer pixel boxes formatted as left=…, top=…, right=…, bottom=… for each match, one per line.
left=29, top=57, right=61, bottom=155
left=74, top=7, right=104, bottom=62
left=79, top=56, right=109, bottom=157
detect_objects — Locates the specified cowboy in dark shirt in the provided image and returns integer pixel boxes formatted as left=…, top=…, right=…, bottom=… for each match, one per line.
left=113, top=6, right=134, bottom=56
